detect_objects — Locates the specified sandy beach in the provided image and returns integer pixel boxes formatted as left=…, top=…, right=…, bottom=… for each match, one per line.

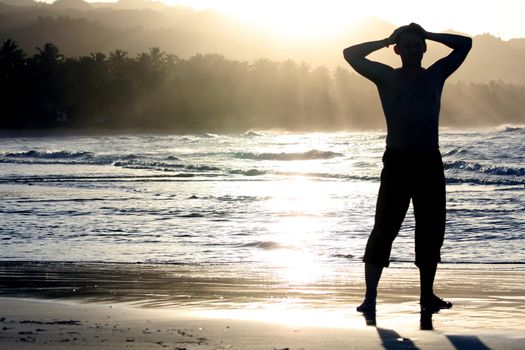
left=1, top=262, right=524, bottom=349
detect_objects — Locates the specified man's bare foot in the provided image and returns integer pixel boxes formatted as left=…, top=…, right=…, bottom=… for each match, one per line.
left=356, top=298, right=376, bottom=313
left=420, top=294, right=452, bottom=312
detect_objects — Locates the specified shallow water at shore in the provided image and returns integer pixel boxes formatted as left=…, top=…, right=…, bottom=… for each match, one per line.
left=0, top=261, right=522, bottom=312
left=1, top=261, right=524, bottom=338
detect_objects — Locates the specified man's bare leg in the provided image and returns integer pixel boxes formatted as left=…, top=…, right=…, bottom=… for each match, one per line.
left=419, top=262, right=452, bottom=312
left=357, top=262, right=383, bottom=312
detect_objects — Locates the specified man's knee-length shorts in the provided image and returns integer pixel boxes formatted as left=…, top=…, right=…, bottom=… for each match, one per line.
left=363, top=147, right=446, bottom=267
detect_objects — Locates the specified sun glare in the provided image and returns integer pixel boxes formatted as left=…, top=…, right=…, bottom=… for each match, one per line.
left=166, top=0, right=365, bottom=41
left=61, top=0, right=524, bottom=41
left=253, top=178, right=337, bottom=284
left=230, top=2, right=359, bottom=41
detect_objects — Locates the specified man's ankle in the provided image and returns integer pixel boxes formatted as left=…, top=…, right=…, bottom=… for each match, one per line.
left=357, top=298, right=376, bottom=312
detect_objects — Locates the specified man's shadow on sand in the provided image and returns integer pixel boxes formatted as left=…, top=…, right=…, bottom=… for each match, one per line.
left=361, top=311, right=492, bottom=350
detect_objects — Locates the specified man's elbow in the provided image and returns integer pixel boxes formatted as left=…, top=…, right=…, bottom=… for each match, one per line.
left=463, top=37, right=473, bottom=52
left=343, top=47, right=355, bottom=64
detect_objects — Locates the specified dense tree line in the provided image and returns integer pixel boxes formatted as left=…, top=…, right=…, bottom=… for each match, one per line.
left=1, top=39, right=523, bottom=132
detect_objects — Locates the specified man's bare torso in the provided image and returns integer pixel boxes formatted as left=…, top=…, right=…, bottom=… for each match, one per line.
left=377, top=67, right=444, bottom=151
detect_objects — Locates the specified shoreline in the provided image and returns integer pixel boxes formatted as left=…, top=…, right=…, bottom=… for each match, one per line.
left=1, top=262, right=524, bottom=349
left=1, top=261, right=524, bottom=308
left=1, top=294, right=523, bottom=350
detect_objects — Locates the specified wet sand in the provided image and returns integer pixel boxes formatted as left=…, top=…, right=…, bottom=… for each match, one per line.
left=0, top=262, right=524, bottom=349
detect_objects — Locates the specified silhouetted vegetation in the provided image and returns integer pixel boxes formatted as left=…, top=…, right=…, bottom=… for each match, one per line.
left=1, top=39, right=524, bottom=132
left=3, top=3, right=525, bottom=85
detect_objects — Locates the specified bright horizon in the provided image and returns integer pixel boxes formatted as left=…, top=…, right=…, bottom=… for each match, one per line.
left=38, top=0, right=525, bottom=40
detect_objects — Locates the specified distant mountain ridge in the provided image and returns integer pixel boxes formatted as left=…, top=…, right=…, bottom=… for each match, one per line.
left=0, top=0, right=170, bottom=10
left=0, top=0, right=37, bottom=6
left=1, top=0, right=524, bottom=84
left=51, top=0, right=91, bottom=10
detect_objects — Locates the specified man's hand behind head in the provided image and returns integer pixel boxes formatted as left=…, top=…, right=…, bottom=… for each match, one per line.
left=387, top=25, right=410, bottom=46
left=409, top=23, right=428, bottom=38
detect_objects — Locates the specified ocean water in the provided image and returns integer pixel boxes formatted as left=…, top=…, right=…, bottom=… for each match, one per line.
left=0, top=126, right=523, bottom=281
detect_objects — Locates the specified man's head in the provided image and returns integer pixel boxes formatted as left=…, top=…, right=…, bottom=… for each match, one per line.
left=394, top=26, right=427, bottom=67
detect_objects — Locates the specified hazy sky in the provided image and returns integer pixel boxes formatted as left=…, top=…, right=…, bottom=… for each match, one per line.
left=41, top=0, right=525, bottom=40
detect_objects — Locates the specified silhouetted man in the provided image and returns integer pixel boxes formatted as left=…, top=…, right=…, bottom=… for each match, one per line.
left=343, top=23, right=471, bottom=313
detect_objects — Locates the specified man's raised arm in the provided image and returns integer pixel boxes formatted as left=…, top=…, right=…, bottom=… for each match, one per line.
left=343, top=26, right=406, bottom=83
left=415, top=24, right=472, bottom=79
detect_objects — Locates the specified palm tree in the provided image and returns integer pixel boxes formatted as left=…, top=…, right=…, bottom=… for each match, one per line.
left=0, top=39, right=26, bottom=78
left=31, top=43, right=65, bottom=126
left=109, top=49, right=129, bottom=66
left=34, top=43, right=63, bottom=65
left=90, top=52, right=107, bottom=63
left=0, top=39, right=28, bottom=127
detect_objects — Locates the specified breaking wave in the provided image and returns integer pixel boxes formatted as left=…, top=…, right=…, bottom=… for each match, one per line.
left=444, top=160, right=525, bottom=177
left=493, top=125, right=524, bottom=133
left=4, top=150, right=95, bottom=159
